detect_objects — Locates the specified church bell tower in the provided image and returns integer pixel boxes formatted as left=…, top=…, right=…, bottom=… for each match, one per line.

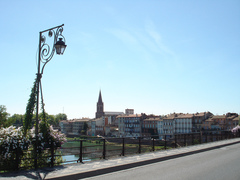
left=96, top=90, right=104, bottom=118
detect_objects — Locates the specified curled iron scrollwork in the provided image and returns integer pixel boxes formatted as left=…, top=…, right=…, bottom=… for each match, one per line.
left=39, top=25, right=66, bottom=74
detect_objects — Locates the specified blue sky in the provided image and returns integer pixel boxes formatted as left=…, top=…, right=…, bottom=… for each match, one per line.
left=1, top=0, right=240, bottom=119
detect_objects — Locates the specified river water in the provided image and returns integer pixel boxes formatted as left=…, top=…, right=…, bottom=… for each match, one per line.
left=62, top=154, right=91, bottom=164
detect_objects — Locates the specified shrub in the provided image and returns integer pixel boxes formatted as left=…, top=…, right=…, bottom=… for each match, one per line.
left=0, top=125, right=66, bottom=171
left=0, top=126, right=30, bottom=171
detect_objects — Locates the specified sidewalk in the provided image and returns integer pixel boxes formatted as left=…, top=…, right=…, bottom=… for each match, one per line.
left=1, top=138, right=240, bottom=180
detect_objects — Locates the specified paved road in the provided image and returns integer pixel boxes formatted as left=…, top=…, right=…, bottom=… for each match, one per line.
left=85, top=143, right=240, bottom=180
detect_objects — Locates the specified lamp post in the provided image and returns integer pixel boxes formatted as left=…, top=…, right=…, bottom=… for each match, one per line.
left=35, top=24, right=66, bottom=169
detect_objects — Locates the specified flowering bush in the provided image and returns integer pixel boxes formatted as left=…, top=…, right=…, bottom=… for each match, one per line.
left=231, top=125, right=240, bottom=133
left=49, top=125, right=67, bottom=146
left=30, top=123, right=66, bottom=150
left=0, top=124, right=66, bottom=171
left=0, top=126, right=30, bottom=158
left=0, top=126, right=31, bottom=171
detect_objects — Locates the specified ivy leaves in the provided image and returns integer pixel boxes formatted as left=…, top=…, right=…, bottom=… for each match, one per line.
left=23, top=78, right=37, bottom=136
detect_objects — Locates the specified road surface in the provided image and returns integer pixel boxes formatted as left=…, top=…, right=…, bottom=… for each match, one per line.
left=85, top=143, right=240, bottom=180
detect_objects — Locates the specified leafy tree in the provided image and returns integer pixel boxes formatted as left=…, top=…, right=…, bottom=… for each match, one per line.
left=82, top=122, right=89, bottom=135
left=54, top=113, right=67, bottom=127
left=0, top=105, right=10, bottom=128
left=55, top=113, right=67, bottom=121
left=8, top=114, right=24, bottom=127
left=38, top=113, right=66, bottom=127
left=47, top=114, right=55, bottom=126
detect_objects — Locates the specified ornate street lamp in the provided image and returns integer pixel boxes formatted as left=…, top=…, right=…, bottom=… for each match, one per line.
left=35, top=24, right=66, bottom=169
left=55, top=38, right=67, bottom=55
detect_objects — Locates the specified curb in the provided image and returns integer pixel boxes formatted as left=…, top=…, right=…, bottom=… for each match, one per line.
left=46, top=140, right=240, bottom=180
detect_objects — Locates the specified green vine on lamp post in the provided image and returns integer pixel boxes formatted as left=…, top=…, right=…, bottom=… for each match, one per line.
left=23, top=78, right=48, bottom=135
left=23, top=78, right=37, bottom=136
left=39, top=80, right=50, bottom=144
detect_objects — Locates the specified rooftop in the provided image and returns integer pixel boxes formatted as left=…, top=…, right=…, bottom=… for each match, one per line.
left=68, top=118, right=91, bottom=122
left=105, top=111, right=124, bottom=116
left=117, top=114, right=142, bottom=118
left=144, top=117, right=161, bottom=121
left=233, top=116, right=239, bottom=121
left=212, top=115, right=226, bottom=119
left=176, top=114, right=194, bottom=119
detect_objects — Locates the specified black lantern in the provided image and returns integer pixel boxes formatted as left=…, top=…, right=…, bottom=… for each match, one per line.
left=55, top=38, right=67, bottom=55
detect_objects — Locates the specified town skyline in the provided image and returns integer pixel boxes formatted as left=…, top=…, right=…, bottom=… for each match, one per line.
left=1, top=1, right=239, bottom=119
left=2, top=88, right=239, bottom=120
left=65, top=90, right=238, bottom=120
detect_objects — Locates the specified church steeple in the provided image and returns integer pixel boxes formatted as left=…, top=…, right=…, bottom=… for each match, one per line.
left=98, top=90, right=103, bottom=103
left=96, top=90, right=104, bottom=118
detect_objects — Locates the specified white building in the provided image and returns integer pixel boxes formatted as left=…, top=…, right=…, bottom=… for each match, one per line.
left=157, top=119, right=164, bottom=139
left=90, top=117, right=105, bottom=136
left=72, top=118, right=91, bottom=135
left=104, top=111, right=124, bottom=125
left=117, top=114, right=143, bottom=137
left=59, top=118, right=91, bottom=136
left=163, top=114, right=176, bottom=139
left=59, top=120, right=72, bottom=135
left=175, top=114, right=193, bottom=134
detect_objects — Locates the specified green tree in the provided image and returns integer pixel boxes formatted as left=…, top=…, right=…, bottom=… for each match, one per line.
left=83, top=122, right=89, bottom=135
left=8, top=114, right=24, bottom=127
left=55, top=113, right=67, bottom=121
left=38, top=113, right=67, bottom=127
left=54, top=113, right=67, bottom=127
left=0, top=105, right=10, bottom=127
left=47, top=114, right=55, bottom=126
